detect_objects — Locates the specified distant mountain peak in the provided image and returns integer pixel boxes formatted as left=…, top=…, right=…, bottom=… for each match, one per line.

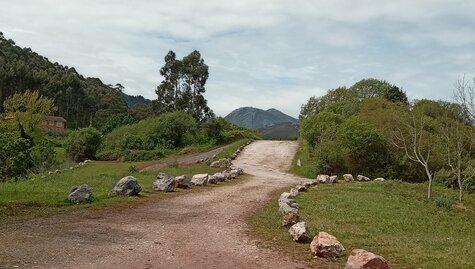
left=224, top=107, right=298, bottom=129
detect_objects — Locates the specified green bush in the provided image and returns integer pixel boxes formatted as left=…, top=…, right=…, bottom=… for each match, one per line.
left=30, top=137, right=57, bottom=172
left=463, top=177, right=475, bottom=193
left=0, top=124, right=33, bottom=181
left=434, top=195, right=454, bottom=210
left=122, top=149, right=165, bottom=162
left=67, top=127, right=102, bottom=162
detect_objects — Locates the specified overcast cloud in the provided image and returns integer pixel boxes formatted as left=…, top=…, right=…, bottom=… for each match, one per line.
left=1, top=0, right=475, bottom=117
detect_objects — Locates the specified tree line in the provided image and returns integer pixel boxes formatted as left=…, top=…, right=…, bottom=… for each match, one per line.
left=300, top=78, right=475, bottom=201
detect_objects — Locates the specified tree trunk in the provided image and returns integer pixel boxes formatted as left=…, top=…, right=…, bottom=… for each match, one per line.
left=458, top=176, right=463, bottom=202
left=425, top=166, right=433, bottom=199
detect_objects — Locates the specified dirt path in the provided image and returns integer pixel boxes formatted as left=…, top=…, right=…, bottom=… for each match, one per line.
left=140, top=145, right=228, bottom=172
left=0, top=141, right=310, bottom=269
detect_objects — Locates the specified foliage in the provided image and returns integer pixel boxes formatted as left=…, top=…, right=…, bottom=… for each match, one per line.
left=0, top=35, right=128, bottom=128
left=0, top=124, right=32, bottom=181
left=67, top=127, right=102, bottom=162
left=3, top=90, right=55, bottom=133
left=100, top=113, right=137, bottom=134
left=154, top=50, right=214, bottom=121
left=434, top=195, right=454, bottom=210
left=30, top=137, right=57, bottom=172
left=463, top=175, right=475, bottom=193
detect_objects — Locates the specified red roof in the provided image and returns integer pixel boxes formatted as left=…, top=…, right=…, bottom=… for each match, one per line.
left=45, top=116, right=66, bottom=122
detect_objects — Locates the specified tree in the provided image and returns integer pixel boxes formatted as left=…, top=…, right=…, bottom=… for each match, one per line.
left=392, top=111, right=437, bottom=198
left=154, top=50, right=214, bottom=121
left=350, top=78, right=408, bottom=104
left=454, top=74, right=475, bottom=123
left=67, top=127, right=102, bottom=162
left=3, top=90, right=55, bottom=134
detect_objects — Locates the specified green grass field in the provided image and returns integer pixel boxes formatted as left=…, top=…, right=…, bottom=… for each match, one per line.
left=0, top=139, right=250, bottom=223
left=289, top=140, right=316, bottom=179
left=251, top=181, right=475, bottom=268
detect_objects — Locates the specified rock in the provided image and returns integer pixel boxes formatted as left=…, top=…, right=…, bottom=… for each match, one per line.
left=55, top=169, right=61, bottom=174
left=294, top=184, right=307, bottom=192
left=301, top=181, right=316, bottom=188
left=208, top=175, right=218, bottom=184
left=191, top=174, right=209, bottom=186
left=213, top=172, right=226, bottom=182
left=174, top=175, right=192, bottom=189
left=310, top=232, right=345, bottom=259
left=374, top=177, right=385, bottom=182
left=223, top=171, right=234, bottom=180
left=279, top=202, right=299, bottom=215
left=68, top=184, right=93, bottom=203
left=297, top=159, right=301, bottom=167
left=229, top=170, right=240, bottom=179
left=357, top=175, right=371, bottom=182
left=153, top=173, right=176, bottom=192
left=329, top=175, right=338, bottom=183
left=344, top=249, right=390, bottom=269
left=288, top=222, right=310, bottom=242
left=210, top=158, right=231, bottom=168
left=279, top=197, right=299, bottom=209
left=343, top=174, right=354, bottom=182
left=280, top=192, right=293, bottom=200
left=317, top=174, right=330, bottom=184
left=282, top=212, right=300, bottom=226
left=289, top=188, right=299, bottom=197
left=113, top=176, right=142, bottom=196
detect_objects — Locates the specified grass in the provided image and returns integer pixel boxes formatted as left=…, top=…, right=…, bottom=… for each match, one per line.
left=251, top=181, right=475, bottom=269
left=0, top=139, right=252, bottom=224
left=289, top=140, right=316, bottom=179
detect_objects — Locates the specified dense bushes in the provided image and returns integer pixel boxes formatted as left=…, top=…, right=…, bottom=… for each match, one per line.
left=67, top=127, right=102, bottom=162
left=300, top=79, right=475, bottom=186
left=0, top=124, right=32, bottom=181
left=98, top=111, right=260, bottom=161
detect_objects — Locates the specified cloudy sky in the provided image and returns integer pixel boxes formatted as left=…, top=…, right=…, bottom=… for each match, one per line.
left=1, top=0, right=474, bottom=117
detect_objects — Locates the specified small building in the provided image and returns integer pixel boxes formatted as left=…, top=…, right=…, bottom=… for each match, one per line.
left=43, top=116, right=66, bottom=132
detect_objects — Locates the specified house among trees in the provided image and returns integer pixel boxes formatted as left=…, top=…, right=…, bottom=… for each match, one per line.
left=43, top=116, right=66, bottom=132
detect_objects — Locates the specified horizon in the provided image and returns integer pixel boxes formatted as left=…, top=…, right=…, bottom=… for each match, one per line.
left=1, top=0, right=474, bottom=118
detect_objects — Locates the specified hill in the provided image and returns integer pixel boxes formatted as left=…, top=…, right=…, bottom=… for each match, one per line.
left=0, top=33, right=129, bottom=128
left=122, top=93, right=152, bottom=107
left=224, top=107, right=298, bottom=129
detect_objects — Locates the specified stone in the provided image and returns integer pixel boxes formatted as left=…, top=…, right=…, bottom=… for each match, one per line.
left=310, top=232, right=345, bottom=259
left=153, top=173, right=176, bottom=192
left=229, top=170, right=240, bottom=179
left=213, top=172, right=226, bottom=182
left=174, top=175, right=192, bottom=189
left=282, top=212, right=300, bottom=226
left=279, top=197, right=299, bottom=209
left=295, top=184, right=307, bottom=192
left=374, top=177, right=385, bottom=182
left=289, top=188, right=299, bottom=197
left=191, top=174, right=209, bottom=186
left=279, top=202, right=299, bottom=215
left=301, top=180, right=316, bottom=188
left=329, top=175, right=338, bottom=183
left=210, top=158, right=231, bottom=168
left=280, top=192, right=292, bottom=200
left=343, top=174, right=354, bottom=182
left=68, top=184, right=93, bottom=203
left=344, top=249, right=390, bottom=269
left=317, top=174, right=330, bottom=184
left=288, top=222, right=310, bottom=242
left=208, top=175, right=218, bottom=184
left=297, top=159, right=301, bottom=167
left=357, top=175, right=371, bottom=182
left=112, top=176, right=142, bottom=196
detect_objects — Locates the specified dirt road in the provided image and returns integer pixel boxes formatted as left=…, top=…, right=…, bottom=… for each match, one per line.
left=0, top=141, right=309, bottom=269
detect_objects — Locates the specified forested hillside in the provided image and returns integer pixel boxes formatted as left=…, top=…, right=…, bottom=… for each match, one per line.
left=0, top=33, right=129, bottom=128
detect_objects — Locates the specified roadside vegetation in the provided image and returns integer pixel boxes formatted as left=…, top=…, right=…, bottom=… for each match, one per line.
left=252, top=181, right=475, bottom=268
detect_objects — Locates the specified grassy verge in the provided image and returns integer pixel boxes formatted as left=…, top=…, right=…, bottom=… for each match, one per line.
left=289, top=140, right=316, bottom=179
left=251, top=181, right=475, bottom=268
left=0, top=139, right=252, bottom=224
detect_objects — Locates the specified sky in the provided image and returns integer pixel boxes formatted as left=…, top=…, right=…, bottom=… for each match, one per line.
left=1, top=0, right=475, bottom=118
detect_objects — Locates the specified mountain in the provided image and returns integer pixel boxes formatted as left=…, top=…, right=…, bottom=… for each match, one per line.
left=224, top=106, right=299, bottom=131
left=0, top=33, right=129, bottom=128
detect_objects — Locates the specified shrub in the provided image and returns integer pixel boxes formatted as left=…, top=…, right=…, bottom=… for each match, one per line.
left=0, top=124, right=33, bottom=181
left=463, top=177, right=475, bottom=193
left=434, top=195, right=454, bottom=210
left=128, top=165, right=138, bottom=173
left=67, top=127, right=102, bottom=162
left=30, top=137, right=57, bottom=172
